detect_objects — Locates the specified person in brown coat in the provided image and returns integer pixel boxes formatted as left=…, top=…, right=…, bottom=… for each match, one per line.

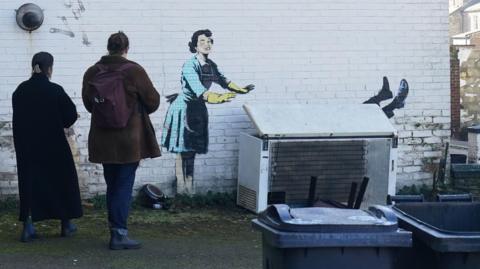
left=82, top=32, right=160, bottom=250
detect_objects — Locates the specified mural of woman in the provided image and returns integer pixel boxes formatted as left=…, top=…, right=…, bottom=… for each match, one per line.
left=161, top=29, right=255, bottom=194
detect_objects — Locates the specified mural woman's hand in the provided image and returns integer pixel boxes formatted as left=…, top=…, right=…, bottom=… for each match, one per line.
left=227, top=82, right=254, bottom=94
left=205, top=92, right=236, bottom=104
left=243, top=84, right=255, bottom=92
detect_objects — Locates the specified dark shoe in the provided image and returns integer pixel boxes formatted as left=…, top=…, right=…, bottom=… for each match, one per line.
left=61, top=220, right=77, bottom=237
left=394, top=79, right=409, bottom=109
left=381, top=79, right=409, bottom=118
left=20, top=221, right=38, bottom=243
left=109, top=228, right=141, bottom=250
left=377, top=76, right=392, bottom=101
left=383, top=109, right=395, bottom=119
left=363, top=76, right=392, bottom=105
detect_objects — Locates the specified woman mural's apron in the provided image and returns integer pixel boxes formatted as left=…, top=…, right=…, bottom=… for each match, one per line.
left=183, top=63, right=218, bottom=154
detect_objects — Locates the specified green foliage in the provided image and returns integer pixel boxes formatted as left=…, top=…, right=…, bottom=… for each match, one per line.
left=170, top=191, right=237, bottom=209
left=397, top=183, right=433, bottom=200
left=0, top=196, right=18, bottom=211
left=397, top=182, right=467, bottom=201
left=88, top=191, right=238, bottom=211
left=86, top=194, right=107, bottom=210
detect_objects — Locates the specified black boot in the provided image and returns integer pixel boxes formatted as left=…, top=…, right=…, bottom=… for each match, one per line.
left=20, top=218, right=37, bottom=243
left=109, top=228, right=141, bottom=250
left=382, top=79, right=409, bottom=118
left=363, top=76, right=392, bottom=105
left=394, top=78, right=409, bottom=108
left=378, top=76, right=392, bottom=100
left=61, top=219, right=77, bottom=237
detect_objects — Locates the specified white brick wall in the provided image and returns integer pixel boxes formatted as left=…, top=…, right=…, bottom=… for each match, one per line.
left=0, top=0, right=450, bottom=197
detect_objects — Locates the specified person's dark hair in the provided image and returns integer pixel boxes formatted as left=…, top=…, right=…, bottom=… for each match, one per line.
left=31, top=52, right=53, bottom=76
left=188, top=29, right=213, bottom=53
left=107, top=31, right=129, bottom=55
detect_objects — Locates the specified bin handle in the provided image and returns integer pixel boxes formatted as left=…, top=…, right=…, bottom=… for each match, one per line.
left=270, top=204, right=293, bottom=222
left=368, top=205, right=398, bottom=223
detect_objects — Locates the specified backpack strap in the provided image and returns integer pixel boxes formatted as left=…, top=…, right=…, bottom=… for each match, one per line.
left=115, top=62, right=137, bottom=73
left=95, top=62, right=136, bottom=73
left=96, top=64, right=107, bottom=73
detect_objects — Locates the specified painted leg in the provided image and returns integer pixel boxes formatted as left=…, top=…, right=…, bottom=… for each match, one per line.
left=182, top=152, right=196, bottom=194
left=176, top=154, right=187, bottom=194
left=185, top=176, right=193, bottom=194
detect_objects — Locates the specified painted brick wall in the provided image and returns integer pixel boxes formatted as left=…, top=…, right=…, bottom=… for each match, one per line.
left=0, top=0, right=450, bottom=198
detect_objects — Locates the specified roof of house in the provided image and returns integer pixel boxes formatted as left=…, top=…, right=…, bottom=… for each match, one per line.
left=450, top=0, right=480, bottom=15
left=451, top=29, right=480, bottom=46
left=465, top=2, right=480, bottom=12
left=452, top=29, right=480, bottom=38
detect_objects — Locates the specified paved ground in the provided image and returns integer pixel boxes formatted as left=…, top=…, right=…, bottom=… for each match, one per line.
left=0, top=208, right=262, bottom=269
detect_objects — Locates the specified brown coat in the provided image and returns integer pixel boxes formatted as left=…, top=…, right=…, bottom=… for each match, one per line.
left=82, top=55, right=161, bottom=163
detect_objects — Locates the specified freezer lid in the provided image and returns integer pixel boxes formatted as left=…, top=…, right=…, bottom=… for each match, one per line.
left=243, top=103, right=396, bottom=138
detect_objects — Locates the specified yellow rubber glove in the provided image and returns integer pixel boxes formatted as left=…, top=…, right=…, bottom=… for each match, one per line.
left=227, top=82, right=255, bottom=94
left=205, top=92, right=236, bottom=104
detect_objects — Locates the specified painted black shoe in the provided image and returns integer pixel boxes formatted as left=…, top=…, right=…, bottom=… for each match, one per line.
left=109, top=228, right=142, bottom=250
left=394, top=79, right=409, bottom=109
left=377, top=76, right=392, bottom=101
left=363, top=76, right=392, bottom=105
left=61, top=220, right=77, bottom=237
left=381, top=79, right=409, bottom=118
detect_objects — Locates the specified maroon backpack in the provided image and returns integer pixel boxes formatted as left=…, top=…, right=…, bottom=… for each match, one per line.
left=89, top=63, right=136, bottom=128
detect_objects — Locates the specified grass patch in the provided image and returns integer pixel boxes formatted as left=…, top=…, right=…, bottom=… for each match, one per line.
left=169, top=191, right=237, bottom=209
left=0, top=196, right=18, bottom=212
left=397, top=183, right=470, bottom=201
left=397, top=183, right=433, bottom=199
left=1, top=190, right=242, bottom=215
left=86, top=190, right=238, bottom=211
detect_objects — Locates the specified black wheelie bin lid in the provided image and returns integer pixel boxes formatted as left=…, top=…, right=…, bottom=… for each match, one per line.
left=252, top=204, right=412, bottom=248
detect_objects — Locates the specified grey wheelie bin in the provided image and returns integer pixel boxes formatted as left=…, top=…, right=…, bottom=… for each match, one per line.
left=252, top=204, right=411, bottom=269
left=392, top=202, right=480, bottom=269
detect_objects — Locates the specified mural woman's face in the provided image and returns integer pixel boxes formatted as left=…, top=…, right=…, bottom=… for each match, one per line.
left=196, top=34, right=212, bottom=55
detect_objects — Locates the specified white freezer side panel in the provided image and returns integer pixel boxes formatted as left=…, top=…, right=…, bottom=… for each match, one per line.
left=388, top=146, right=398, bottom=195
left=237, top=133, right=269, bottom=212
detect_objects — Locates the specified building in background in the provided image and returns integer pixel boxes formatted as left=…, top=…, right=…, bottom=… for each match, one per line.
left=450, top=0, right=480, bottom=139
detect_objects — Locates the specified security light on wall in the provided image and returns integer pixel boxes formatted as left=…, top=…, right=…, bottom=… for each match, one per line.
left=15, top=3, right=44, bottom=32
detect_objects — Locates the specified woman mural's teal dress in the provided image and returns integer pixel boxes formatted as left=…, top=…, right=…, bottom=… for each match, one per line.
left=161, top=56, right=229, bottom=154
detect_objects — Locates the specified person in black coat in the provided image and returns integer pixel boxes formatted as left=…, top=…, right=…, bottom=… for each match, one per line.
left=12, top=52, right=83, bottom=242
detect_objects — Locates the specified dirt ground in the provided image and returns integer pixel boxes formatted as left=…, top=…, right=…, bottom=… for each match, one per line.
left=0, top=208, right=262, bottom=269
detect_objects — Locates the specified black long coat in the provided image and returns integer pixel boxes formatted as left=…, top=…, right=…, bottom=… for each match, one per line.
left=12, top=73, right=83, bottom=222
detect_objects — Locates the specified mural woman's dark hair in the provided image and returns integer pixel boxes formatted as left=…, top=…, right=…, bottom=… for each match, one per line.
left=31, top=51, right=53, bottom=76
left=188, top=29, right=213, bottom=53
left=107, top=31, right=129, bottom=55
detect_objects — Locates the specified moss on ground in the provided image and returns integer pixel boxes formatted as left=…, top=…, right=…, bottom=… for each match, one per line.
left=0, top=205, right=261, bottom=269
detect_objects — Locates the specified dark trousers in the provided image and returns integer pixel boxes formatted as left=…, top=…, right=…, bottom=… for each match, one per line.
left=103, top=162, right=139, bottom=230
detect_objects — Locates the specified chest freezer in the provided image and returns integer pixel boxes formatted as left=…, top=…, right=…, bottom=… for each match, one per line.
left=237, top=103, right=398, bottom=213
